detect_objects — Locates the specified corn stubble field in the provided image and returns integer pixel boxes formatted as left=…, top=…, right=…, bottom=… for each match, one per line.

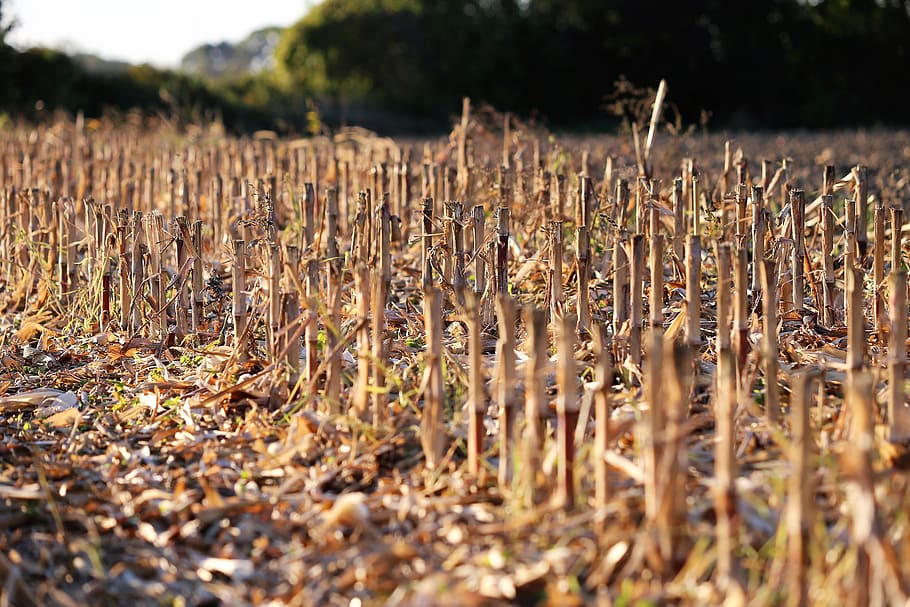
left=2, top=100, right=910, bottom=606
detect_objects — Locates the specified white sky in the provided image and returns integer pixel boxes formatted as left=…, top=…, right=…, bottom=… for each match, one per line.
left=5, top=0, right=316, bottom=68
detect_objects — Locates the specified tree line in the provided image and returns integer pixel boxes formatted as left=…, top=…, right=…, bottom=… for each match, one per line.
left=275, top=0, right=910, bottom=129
left=0, top=1, right=301, bottom=132
left=2, top=0, right=910, bottom=132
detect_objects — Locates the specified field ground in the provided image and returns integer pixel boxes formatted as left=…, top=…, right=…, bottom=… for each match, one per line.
left=2, top=119, right=910, bottom=606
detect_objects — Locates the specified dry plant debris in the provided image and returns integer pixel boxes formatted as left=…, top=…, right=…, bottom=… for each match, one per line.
left=2, top=107, right=910, bottom=606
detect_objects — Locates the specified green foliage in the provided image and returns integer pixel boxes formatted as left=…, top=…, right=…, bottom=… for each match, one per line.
left=276, top=0, right=527, bottom=121
left=0, top=46, right=294, bottom=133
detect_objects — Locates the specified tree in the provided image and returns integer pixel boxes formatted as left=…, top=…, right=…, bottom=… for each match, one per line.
left=181, top=28, right=283, bottom=80
left=273, top=0, right=910, bottom=129
left=275, top=0, right=527, bottom=122
left=1, top=0, right=14, bottom=49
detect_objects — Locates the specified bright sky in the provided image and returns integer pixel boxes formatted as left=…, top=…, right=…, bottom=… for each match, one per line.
left=5, top=0, right=316, bottom=68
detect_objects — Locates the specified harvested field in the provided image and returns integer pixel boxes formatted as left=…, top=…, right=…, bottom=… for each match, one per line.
left=2, top=110, right=910, bottom=606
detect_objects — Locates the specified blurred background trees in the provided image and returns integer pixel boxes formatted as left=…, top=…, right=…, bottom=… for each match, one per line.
left=2, top=0, right=910, bottom=132
left=274, top=0, right=910, bottom=129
